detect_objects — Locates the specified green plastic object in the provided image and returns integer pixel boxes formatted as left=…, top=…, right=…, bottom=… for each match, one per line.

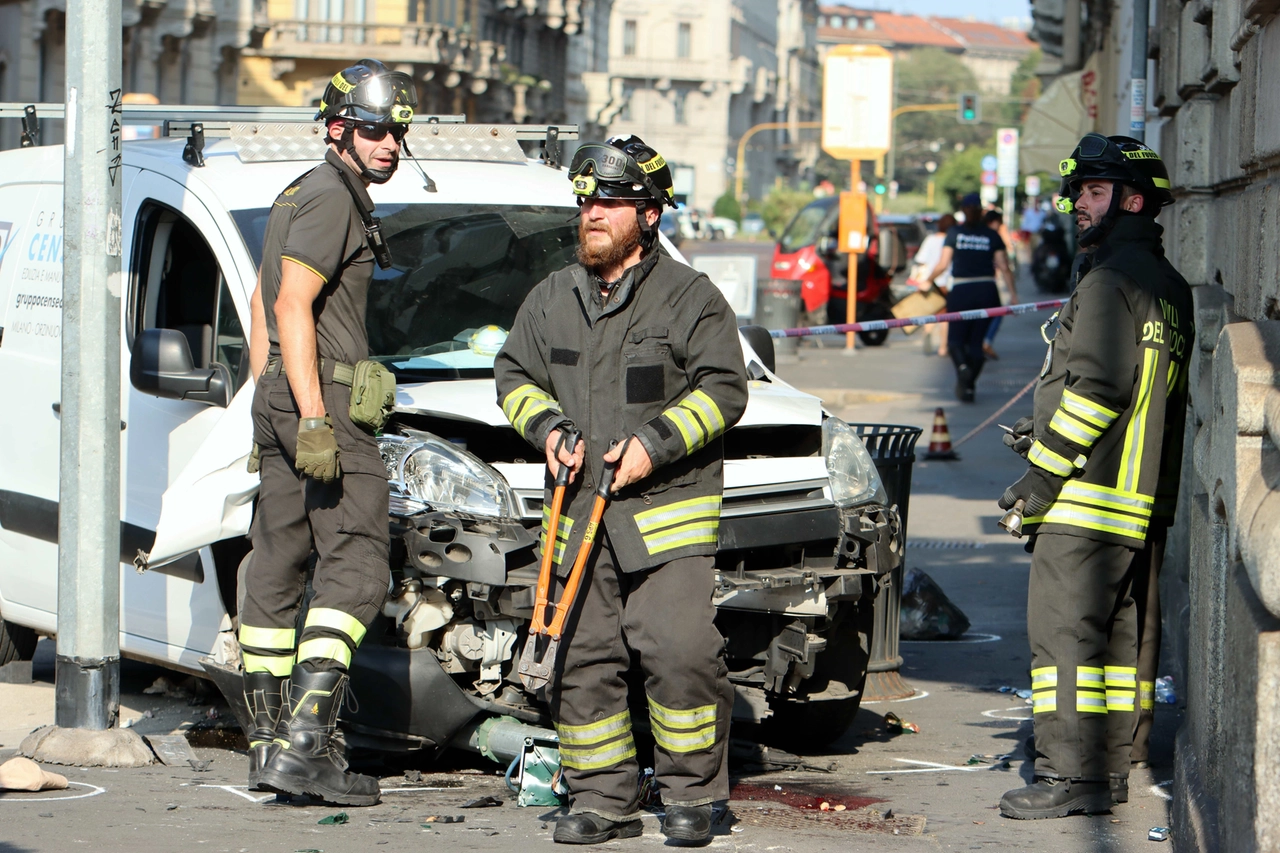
left=517, top=742, right=568, bottom=808
left=318, top=812, right=349, bottom=825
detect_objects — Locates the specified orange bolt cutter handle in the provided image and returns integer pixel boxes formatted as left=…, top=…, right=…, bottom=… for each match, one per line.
left=529, top=428, right=580, bottom=634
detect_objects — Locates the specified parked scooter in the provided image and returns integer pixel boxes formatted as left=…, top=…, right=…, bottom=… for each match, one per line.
left=1032, top=220, right=1072, bottom=293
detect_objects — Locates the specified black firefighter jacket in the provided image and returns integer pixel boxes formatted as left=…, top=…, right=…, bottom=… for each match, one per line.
left=494, top=248, right=749, bottom=573
left=1024, top=215, right=1194, bottom=549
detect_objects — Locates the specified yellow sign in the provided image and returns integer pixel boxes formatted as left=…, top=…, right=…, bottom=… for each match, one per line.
left=838, top=191, right=869, bottom=255
left=822, top=45, right=894, bottom=162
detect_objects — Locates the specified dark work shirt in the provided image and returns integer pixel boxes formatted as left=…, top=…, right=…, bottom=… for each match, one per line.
left=944, top=224, right=1005, bottom=279
left=260, top=148, right=375, bottom=365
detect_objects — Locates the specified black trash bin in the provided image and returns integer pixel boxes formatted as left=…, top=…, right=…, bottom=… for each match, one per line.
left=851, top=423, right=923, bottom=701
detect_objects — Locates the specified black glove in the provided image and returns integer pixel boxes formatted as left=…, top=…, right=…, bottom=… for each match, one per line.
left=999, top=465, right=1065, bottom=518
left=1002, top=416, right=1035, bottom=458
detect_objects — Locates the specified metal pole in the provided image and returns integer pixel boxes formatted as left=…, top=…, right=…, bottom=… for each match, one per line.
left=1063, top=0, right=1082, bottom=71
left=1130, top=0, right=1149, bottom=142
left=57, top=0, right=123, bottom=731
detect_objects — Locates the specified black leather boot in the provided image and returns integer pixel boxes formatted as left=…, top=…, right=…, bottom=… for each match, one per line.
left=257, top=667, right=381, bottom=806
left=1110, top=773, right=1129, bottom=804
left=1000, top=778, right=1111, bottom=819
left=553, top=812, right=643, bottom=844
left=663, top=804, right=712, bottom=845
left=243, top=670, right=284, bottom=791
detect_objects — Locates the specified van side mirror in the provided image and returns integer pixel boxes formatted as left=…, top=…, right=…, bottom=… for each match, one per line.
left=130, top=328, right=231, bottom=407
left=738, top=324, right=776, bottom=374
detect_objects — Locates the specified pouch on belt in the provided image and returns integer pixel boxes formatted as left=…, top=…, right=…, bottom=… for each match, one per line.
left=346, top=360, right=397, bottom=433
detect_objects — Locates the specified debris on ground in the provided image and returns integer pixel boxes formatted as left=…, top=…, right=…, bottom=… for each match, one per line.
left=0, top=757, right=68, bottom=792
left=404, top=770, right=422, bottom=784
left=317, top=812, right=349, bottom=825
left=898, top=567, right=971, bottom=640
left=966, top=754, right=1012, bottom=768
left=728, top=740, right=838, bottom=773
left=422, top=815, right=465, bottom=824
left=638, top=768, right=661, bottom=808
left=998, top=686, right=1033, bottom=700
left=884, top=712, right=920, bottom=734
left=1156, top=677, right=1177, bottom=704
left=1149, top=827, right=1170, bottom=842
left=460, top=796, right=503, bottom=808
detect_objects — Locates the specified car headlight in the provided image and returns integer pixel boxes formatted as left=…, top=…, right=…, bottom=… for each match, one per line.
left=378, top=433, right=519, bottom=519
left=822, top=416, right=888, bottom=507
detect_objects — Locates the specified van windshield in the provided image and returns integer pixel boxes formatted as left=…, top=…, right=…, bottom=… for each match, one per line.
left=232, top=203, right=579, bottom=378
left=778, top=199, right=836, bottom=255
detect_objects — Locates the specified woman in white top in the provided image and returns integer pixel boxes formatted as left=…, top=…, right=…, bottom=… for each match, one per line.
left=910, top=213, right=955, bottom=356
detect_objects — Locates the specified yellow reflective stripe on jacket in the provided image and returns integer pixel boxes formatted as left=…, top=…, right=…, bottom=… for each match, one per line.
left=242, top=652, right=294, bottom=677
left=1032, top=692, right=1057, bottom=713
left=661, top=390, right=727, bottom=455
left=560, top=736, right=637, bottom=771
left=1059, top=482, right=1153, bottom=517
left=1118, top=348, right=1159, bottom=492
left=1139, top=680, right=1155, bottom=711
left=653, top=724, right=717, bottom=753
left=1043, top=502, right=1149, bottom=539
left=239, top=624, right=297, bottom=651
left=304, top=607, right=368, bottom=646
left=1077, top=691, right=1108, bottom=713
left=1049, top=409, right=1103, bottom=447
left=1060, top=387, right=1120, bottom=428
left=1077, top=666, right=1105, bottom=689
left=634, top=495, right=722, bottom=556
left=502, top=384, right=564, bottom=440
left=1028, top=440, right=1082, bottom=477
left=541, top=507, right=574, bottom=565
left=296, top=637, right=353, bottom=668
left=556, top=710, right=631, bottom=746
left=1105, top=666, right=1137, bottom=711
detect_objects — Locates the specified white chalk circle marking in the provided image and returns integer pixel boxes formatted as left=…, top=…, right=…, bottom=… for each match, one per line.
left=982, top=707, right=1032, bottom=721
left=862, top=690, right=931, bottom=705
left=0, top=781, right=106, bottom=802
left=900, top=633, right=1002, bottom=645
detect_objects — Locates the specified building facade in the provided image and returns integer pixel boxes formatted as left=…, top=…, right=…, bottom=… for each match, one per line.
left=584, top=0, right=820, bottom=211
left=1025, top=1, right=1280, bottom=850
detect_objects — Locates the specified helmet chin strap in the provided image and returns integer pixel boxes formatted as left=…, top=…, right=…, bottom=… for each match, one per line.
left=1076, top=180, right=1125, bottom=249
left=341, top=125, right=397, bottom=184
left=635, top=200, right=658, bottom=250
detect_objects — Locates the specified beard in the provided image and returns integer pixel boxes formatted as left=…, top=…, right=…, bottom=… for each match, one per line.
left=577, top=211, right=643, bottom=274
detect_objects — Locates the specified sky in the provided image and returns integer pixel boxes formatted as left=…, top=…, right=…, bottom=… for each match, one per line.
left=836, top=0, right=1033, bottom=26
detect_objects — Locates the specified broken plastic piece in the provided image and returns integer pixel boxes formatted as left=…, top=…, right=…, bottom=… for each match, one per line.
left=1148, top=827, right=1170, bottom=842
left=318, top=812, right=349, bottom=825
left=884, top=712, right=920, bottom=733
left=460, top=796, right=503, bottom=808
left=422, top=815, right=465, bottom=823
left=1155, top=677, right=1177, bottom=705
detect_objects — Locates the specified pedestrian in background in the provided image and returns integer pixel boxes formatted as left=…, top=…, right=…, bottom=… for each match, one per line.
left=981, top=208, right=1019, bottom=360
left=920, top=193, right=1012, bottom=402
left=910, top=213, right=954, bottom=357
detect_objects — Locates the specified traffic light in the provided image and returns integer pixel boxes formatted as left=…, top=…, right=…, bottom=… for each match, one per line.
left=958, top=93, right=979, bottom=124
left=874, top=183, right=886, bottom=195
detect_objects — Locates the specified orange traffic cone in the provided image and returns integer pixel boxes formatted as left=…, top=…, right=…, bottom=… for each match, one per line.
left=924, top=407, right=958, bottom=460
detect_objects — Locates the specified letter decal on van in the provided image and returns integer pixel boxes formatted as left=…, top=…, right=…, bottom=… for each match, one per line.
left=0, top=222, right=15, bottom=276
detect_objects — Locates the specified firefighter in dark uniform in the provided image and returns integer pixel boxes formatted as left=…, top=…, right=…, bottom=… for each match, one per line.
left=239, top=59, right=415, bottom=806
left=997, top=133, right=1194, bottom=819
left=494, top=136, right=749, bottom=845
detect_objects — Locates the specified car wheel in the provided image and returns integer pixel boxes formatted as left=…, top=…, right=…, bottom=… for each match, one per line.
left=857, top=302, right=893, bottom=347
left=0, top=613, right=38, bottom=667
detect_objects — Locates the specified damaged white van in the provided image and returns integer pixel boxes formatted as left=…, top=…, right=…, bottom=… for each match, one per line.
left=0, top=105, right=901, bottom=753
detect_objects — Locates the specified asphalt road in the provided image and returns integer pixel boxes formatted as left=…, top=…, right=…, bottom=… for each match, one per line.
left=0, top=270, right=1183, bottom=852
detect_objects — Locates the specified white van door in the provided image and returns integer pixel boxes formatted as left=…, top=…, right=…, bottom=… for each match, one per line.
left=119, top=168, right=255, bottom=663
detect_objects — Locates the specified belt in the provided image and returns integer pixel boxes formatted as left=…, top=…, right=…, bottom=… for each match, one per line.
left=264, top=355, right=354, bottom=387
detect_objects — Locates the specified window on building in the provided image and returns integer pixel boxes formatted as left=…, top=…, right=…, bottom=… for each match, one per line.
left=623, top=19, right=637, bottom=56
left=831, top=15, right=842, bottom=28
left=677, top=22, right=691, bottom=58
left=863, top=17, right=875, bottom=29
left=620, top=84, right=635, bottom=121
left=672, top=88, right=687, bottom=125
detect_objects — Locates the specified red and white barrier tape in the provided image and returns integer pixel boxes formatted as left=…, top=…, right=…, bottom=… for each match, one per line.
left=767, top=298, right=1067, bottom=339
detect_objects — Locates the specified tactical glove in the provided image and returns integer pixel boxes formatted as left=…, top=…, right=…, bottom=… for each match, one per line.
left=1002, top=416, right=1035, bottom=459
left=296, top=416, right=341, bottom=482
left=999, top=465, right=1065, bottom=518
left=246, top=442, right=261, bottom=474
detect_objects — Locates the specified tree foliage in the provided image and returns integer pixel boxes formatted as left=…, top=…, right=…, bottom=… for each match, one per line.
left=713, top=191, right=742, bottom=223
left=1002, top=47, right=1043, bottom=125
left=759, top=186, right=817, bottom=236
left=892, top=49, right=989, bottom=195
left=933, top=144, right=995, bottom=211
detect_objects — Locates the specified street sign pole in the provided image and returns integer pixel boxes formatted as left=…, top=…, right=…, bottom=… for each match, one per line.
left=57, top=0, right=124, bottom=731
left=996, top=127, right=1020, bottom=230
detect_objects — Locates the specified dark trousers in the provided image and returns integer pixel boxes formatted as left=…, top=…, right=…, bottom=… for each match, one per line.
left=1130, top=527, right=1167, bottom=763
left=240, top=373, right=390, bottom=675
left=549, top=528, right=731, bottom=821
left=945, top=280, right=1000, bottom=377
left=1028, top=532, right=1138, bottom=781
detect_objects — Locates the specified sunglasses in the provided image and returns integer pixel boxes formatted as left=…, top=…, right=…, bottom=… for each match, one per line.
left=355, top=122, right=408, bottom=143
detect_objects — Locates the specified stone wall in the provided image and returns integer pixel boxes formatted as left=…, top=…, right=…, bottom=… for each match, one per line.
left=1149, top=1, right=1280, bottom=850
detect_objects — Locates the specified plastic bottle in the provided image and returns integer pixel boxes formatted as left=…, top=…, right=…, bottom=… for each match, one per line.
left=1154, top=676, right=1177, bottom=705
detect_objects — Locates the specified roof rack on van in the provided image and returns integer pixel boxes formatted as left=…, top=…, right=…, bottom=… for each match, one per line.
left=0, top=103, right=577, bottom=170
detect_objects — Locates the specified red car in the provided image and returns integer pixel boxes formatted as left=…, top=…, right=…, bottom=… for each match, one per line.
left=770, top=196, right=895, bottom=345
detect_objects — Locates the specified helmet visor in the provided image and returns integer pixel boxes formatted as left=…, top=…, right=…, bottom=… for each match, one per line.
left=568, top=143, right=635, bottom=181
left=359, top=72, right=418, bottom=122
